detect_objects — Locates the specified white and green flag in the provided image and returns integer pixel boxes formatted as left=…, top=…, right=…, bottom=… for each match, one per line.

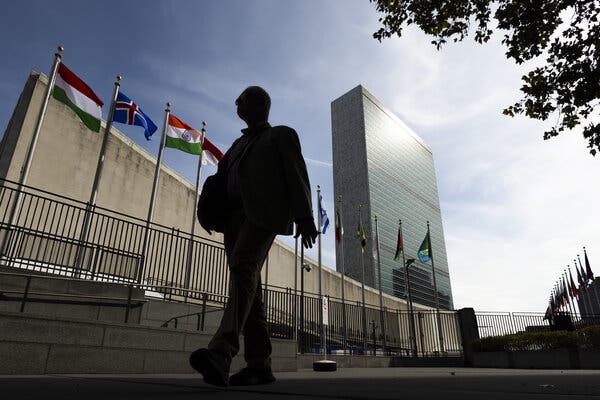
left=52, top=63, right=103, bottom=132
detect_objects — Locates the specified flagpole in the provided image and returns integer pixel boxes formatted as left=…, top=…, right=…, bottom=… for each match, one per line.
left=427, top=221, right=445, bottom=353
left=374, top=215, right=386, bottom=355
left=183, top=121, right=206, bottom=300
left=316, top=185, right=325, bottom=359
left=293, top=231, right=298, bottom=343
left=399, top=219, right=417, bottom=357
left=137, top=102, right=170, bottom=284
left=74, top=75, right=122, bottom=275
left=337, top=195, right=348, bottom=353
left=1, top=46, right=63, bottom=261
left=359, top=204, right=368, bottom=352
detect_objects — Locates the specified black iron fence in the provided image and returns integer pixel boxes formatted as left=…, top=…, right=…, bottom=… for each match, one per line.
left=264, top=285, right=463, bottom=356
left=475, top=311, right=600, bottom=338
left=0, top=178, right=463, bottom=356
left=0, top=178, right=229, bottom=304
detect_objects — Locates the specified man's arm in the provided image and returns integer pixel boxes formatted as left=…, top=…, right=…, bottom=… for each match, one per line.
left=275, top=128, right=312, bottom=220
left=275, top=127, right=318, bottom=248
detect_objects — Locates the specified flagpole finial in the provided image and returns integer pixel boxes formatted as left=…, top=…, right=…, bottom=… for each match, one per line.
left=57, top=45, right=64, bottom=53
left=116, top=75, right=122, bottom=82
left=165, top=102, right=171, bottom=111
left=317, top=185, right=321, bottom=190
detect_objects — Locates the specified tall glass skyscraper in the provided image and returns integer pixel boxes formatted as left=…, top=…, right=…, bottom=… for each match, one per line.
left=331, top=85, right=454, bottom=310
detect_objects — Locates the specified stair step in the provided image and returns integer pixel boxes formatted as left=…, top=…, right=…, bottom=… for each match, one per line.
left=0, top=311, right=297, bottom=374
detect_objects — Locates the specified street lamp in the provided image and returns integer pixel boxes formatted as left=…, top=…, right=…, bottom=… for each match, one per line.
left=299, top=260, right=311, bottom=353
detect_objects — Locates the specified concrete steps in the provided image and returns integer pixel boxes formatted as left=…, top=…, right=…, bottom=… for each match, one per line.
left=0, top=311, right=297, bottom=374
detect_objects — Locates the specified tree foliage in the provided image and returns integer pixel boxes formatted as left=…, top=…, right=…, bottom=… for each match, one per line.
left=371, top=0, right=600, bottom=155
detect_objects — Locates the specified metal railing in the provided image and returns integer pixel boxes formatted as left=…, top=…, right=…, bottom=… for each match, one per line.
left=475, top=311, right=600, bottom=338
left=0, top=178, right=229, bottom=304
left=0, top=178, right=464, bottom=357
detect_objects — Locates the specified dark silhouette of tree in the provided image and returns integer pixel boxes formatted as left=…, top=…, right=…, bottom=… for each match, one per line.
left=371, top=0, right=600, bottom=155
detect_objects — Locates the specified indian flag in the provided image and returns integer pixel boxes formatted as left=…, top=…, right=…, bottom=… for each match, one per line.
left=52, top=63, right=103, bottom=132
left=165, top=114, right=203, bottom=155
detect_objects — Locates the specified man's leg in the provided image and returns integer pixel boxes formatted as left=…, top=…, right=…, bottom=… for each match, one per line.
left=242, top=273, right=272, bottom=369
left=206, top=215, right=275, bottom=370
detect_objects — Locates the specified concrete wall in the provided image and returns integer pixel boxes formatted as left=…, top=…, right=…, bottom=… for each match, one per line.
left=0, top=71, right=430, bottom=313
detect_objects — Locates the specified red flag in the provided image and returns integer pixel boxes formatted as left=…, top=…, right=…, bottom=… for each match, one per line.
left=335, top=211, right=343, bottom=244
left=393, top=224, right=403, bottom=261
left=577, top=263, right=588, bottom=293
left=585, top=248, right=594, bottom=281
left=569, top=269, right=579, bottom=298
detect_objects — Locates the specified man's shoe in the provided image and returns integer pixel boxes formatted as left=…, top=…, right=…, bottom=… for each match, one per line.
left=189, top=348, right=229, bottom=387
left=229, top=367, right=276, bottom=386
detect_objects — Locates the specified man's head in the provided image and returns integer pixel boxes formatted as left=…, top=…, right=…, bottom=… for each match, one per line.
left=236, top=86, right=270, bottom=126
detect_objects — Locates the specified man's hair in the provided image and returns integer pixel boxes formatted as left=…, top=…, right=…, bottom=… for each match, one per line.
left=244, top=86, right=271, bottom=112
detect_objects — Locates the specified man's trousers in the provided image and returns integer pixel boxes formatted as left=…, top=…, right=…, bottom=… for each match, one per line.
left=207, top=208, right=276, bottom=370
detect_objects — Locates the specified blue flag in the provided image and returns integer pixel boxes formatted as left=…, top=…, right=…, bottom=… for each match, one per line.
left=418, top=232, right=431, bottom=263
left=113, top=92, right=158, bottom=139
left=318, top=194, right=330, bottom=235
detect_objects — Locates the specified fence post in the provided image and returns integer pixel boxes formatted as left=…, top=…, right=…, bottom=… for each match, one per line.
left=457, top=308, right=479, bottom=366
left=200, top=292, right=207, bottom=331
left=418, top=312, right=425, bottom=356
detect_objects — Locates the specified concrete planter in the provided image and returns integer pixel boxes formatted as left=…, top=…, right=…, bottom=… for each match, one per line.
left=473, top=348, right=600, bottom=369
left=511, top=349, right=573, bottom=369
left=578, top=349, right=600, bottom=369
left=472, top=351, right=510, bottom=368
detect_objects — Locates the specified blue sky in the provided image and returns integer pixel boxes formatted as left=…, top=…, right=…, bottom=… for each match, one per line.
left=1, top=0, right=598, bottom=312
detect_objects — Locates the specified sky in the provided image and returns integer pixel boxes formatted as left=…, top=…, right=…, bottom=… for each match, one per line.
left=0, top=0, right=598, bottom=313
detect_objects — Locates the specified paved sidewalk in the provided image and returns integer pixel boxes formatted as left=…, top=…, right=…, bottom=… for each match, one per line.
left=3, top=368, right=600, bottom=399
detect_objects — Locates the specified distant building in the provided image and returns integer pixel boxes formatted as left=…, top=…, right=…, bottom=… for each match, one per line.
left=331, top=85, right=454, bottom=309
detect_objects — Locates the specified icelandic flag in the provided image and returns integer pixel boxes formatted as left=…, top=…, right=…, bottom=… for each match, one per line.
left=318, top=194, right=330, bottom=235
left=113, top=92, right=158, bottom=139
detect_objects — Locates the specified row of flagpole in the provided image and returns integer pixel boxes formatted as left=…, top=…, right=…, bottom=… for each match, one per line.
left=1, top=47, right=223, bottom=288
left=545, top=248, right=597, bottom=320
left=297, top=187, right=446, bottom=356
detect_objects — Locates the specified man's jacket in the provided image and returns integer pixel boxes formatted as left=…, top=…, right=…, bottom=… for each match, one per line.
left=198, top=124, right=313, bottom=235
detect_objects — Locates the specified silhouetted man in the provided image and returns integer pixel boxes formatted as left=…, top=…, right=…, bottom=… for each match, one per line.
left=191, top=86, right=318, bottom=387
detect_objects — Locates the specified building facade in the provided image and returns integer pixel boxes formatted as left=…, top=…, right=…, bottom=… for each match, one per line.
left=331, top=85, right=454, bottom=309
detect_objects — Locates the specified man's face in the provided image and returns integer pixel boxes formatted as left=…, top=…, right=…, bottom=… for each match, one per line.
left=235, top=91, right=249, bottom=121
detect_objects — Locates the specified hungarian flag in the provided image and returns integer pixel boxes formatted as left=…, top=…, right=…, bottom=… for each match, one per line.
left=52, top=63, right=103, bottom=132
left=166, top=114, right=203, bottom=155
left=393, top=225, right=403, bottom=261
left=585, top=249, right=594, bottom=281
left=569, top=269, right=579, bottom=298
left=335, top=211, right=343, bottom=244
left=201, top=137, right=223, bottom=166
left=356, top=223, right=366, bottom=253
left=418, top=231, right=431, bottom=263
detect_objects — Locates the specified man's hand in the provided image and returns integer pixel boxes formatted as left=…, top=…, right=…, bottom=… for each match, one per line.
left=294, top=217, right=318, bottom=249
